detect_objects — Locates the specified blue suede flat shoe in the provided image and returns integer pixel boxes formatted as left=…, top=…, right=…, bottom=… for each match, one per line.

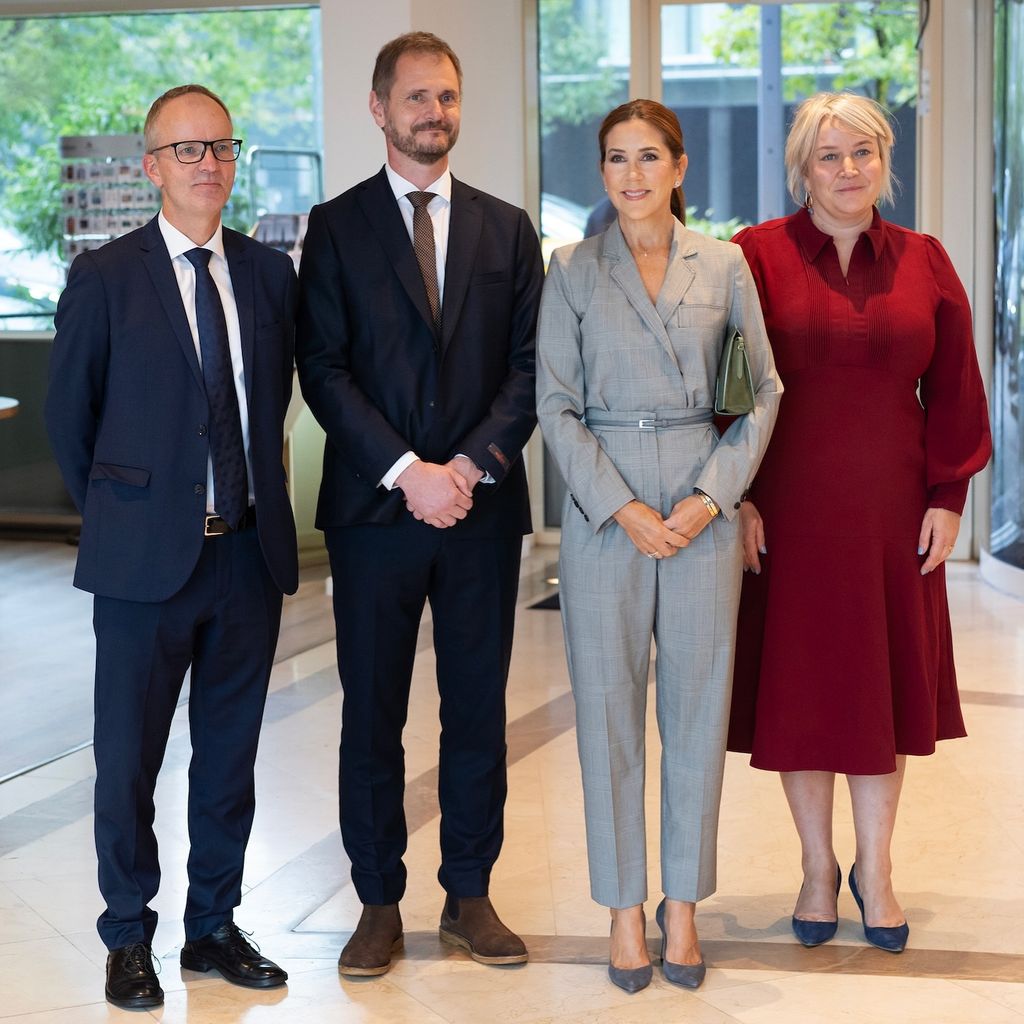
left=849, top=864, right=909, bottom=953
left=655, top=898, right=706, bottom=989
left=792, top=863, right=842, bottom=947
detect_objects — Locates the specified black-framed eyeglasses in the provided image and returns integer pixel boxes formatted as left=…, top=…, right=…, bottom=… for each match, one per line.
left=149, top=139, right=243, bottom=164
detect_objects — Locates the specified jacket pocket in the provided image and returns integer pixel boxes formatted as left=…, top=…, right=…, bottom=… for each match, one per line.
left=472, top=270, right=510, bottom=285
left=89, top=463, right=151, bottom=487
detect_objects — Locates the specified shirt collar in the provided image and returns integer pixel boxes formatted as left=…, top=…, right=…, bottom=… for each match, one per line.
left=384, top=163, right=452, bottom=205
left=795, top=204, right=885, bottom=263
left=157, top=211, right=225, bottom=261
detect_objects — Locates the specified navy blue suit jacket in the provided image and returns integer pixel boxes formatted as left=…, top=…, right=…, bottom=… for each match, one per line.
left=295, top=168, right=543, bottom=537
left=45, top=216, right=299, bottom=602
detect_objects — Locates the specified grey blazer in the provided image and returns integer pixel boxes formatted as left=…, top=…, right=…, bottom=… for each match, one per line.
left=536, top=219, right=782, bottom=528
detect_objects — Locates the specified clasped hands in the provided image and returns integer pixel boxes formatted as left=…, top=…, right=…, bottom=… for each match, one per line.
left=396, top=455, right=484, bottom=529
left=614, top=496, right=714, bottom=560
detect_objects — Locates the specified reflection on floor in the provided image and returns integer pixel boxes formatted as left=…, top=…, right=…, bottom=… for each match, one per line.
left=1, top=544, right=1022, bottom=1023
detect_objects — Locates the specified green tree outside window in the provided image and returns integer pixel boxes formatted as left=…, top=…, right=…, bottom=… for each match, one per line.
left=0, top=9, right=318, bottom=259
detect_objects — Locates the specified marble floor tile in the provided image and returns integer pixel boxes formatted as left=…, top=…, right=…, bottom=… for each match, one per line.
left=954, top=979, right=1024, bottom=1016
left=0, top=882, right=59, bottom=945
left=698, top=970, right=1024, bottom=1024
left=0, top=935, right=105, bottom=1017
left=1, top=553, right=1022, bottom=1022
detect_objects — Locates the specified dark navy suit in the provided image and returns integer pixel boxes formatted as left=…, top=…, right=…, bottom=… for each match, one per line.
left=296, top=168, right=543, bottom=904
left=45, top=216, right=298, bottom=949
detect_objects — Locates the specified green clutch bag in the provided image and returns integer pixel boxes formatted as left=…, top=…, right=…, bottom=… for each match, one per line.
left=714, top=327, right=755, bottom=415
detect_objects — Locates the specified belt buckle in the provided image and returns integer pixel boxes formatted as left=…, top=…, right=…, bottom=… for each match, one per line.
left=638, top=418, right=656, bottom=430
left=204, top=514, right=228, bottom=537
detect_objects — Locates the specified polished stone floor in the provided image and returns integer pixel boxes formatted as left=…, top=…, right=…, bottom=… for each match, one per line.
left=1, top=542, right=1022, bottom=1022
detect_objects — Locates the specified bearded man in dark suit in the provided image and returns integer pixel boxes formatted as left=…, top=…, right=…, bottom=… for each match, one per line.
left=296, top=31, right=543, bottom=977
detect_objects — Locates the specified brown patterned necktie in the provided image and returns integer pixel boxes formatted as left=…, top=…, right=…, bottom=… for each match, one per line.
left=406, top=191, right=441, bottom=333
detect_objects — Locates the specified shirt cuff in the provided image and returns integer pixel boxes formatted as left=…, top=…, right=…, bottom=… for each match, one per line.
left=381, top=451, right=419, bottom=490
left=455, top=453, right=495, bottom=485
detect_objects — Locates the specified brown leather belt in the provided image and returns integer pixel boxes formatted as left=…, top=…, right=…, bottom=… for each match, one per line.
left=204, top=506, right=257, bottom=536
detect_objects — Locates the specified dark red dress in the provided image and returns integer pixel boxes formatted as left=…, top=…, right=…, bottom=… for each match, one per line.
left=726, top=209, right=992, bottom=774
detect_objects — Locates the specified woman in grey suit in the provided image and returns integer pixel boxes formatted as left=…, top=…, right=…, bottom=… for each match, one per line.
left=536, top=100, right=781, bottom=993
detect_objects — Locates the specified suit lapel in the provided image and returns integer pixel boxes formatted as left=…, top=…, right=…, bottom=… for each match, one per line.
left=605, top=222, right=682, bottom=373
left=440, top=177, right=481, bottom=354
left=657, top=221, right=697, bottom=325
left=357, top=168, right=438, bottom=339
left=224, top=229, right=255, bottom=405
left=139, top=217, right=204, bottom=391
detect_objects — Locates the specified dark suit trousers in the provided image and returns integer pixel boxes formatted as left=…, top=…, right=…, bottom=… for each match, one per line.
left=92, top=526, right=282, bottom=950
left=326, top=519, right=522, bottom=906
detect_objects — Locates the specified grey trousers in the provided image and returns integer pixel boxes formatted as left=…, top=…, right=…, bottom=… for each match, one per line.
left=559, top=418, right=742, bottom=907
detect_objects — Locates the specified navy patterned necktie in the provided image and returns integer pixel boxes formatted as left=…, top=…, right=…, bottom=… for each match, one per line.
left=184, top=247, right=248, bottom=529
left=406, top=191, right=441, bottom=333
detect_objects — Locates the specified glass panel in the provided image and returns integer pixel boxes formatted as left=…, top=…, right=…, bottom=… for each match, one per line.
left=992, top=0, right=1024, bottom=570
left=0, top=7, right=322, bottom=332
left=538, top=0, right=630, bottom=528
left=538, top=0, right=630, bottom=263
left=660, top=2, right=919, bottom=236
left=0, top=6, right=321, bottom=522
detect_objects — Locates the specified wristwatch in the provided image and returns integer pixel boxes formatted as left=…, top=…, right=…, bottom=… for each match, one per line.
left=694, top=488, right=720, bottom=519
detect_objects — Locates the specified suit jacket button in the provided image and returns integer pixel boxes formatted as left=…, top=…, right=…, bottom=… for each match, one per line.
left=195, top=484, right=205, bottom=495
left=198, top=424, right=207, bottom=436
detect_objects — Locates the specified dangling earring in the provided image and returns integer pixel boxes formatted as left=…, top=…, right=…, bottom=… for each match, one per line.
left=804, top=192, right=814, bottom=212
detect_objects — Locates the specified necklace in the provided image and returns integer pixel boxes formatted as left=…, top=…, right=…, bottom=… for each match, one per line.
left=626, top=220, right=673, bottom=261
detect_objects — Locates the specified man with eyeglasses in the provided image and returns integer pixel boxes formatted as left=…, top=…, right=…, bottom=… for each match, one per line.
left=45, top=84, right=298, bottom=1010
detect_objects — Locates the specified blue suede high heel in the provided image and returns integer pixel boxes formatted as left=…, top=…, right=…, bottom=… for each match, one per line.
left=607, top=911, right=652, bottom=993
left=848, top=864, right=909, bottom=953
left=791, top=863, right=842, bottom=947
left=655, top=898, right=706, bottom=989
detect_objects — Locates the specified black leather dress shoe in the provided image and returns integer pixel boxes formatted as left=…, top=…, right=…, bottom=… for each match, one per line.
left=180, top=922, right=287, bottom=988
left=105, top=941, right=164, bottom=1009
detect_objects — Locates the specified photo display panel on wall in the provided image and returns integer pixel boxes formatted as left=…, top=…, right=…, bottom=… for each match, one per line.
left=59, top=134, right=160, bottom=265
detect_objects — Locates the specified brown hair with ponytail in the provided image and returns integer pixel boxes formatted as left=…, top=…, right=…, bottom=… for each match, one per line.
left=598, top=99, right=686, bottom=224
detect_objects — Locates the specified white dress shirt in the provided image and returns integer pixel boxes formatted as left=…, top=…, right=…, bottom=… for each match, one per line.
left=157, top=212, right=254, bottom=514
left=379, top=166, right=492, bottom=490
left=379, top=166, right=451, bottom=490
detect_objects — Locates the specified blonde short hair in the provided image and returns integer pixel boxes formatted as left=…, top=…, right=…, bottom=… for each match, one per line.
left=784, top=92, right=896, bottom=207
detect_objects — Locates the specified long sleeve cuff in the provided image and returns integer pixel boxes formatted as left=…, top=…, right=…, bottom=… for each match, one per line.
left=381, top=451, right=419, bottom=490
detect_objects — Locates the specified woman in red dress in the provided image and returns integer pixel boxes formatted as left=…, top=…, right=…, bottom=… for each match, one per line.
left=727, top=93, right=991, bottom=953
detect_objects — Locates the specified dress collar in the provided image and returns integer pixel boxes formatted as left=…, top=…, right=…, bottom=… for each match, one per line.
left=794, top=205, right=885, bottom=263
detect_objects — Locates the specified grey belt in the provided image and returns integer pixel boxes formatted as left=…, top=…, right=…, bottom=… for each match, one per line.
left=584, top=408, right=712, bottom=430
